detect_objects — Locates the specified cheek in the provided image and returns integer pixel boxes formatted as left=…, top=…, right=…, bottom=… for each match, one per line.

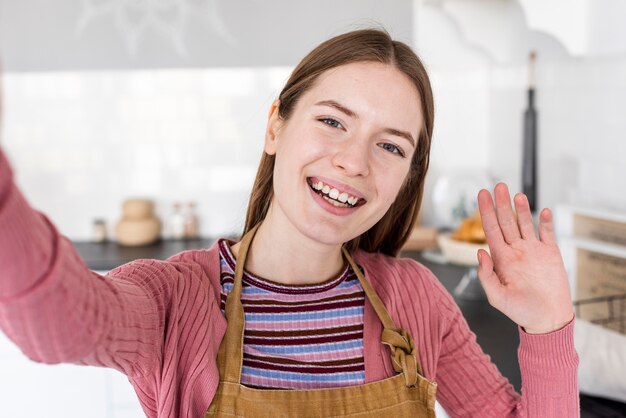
left=377, top=160, right=411, bottom=193
left=276, top=132, right=328, bottom=171
left=373, top=168, right=411, bottom=212
left=272, top=134, right=320, bottom=193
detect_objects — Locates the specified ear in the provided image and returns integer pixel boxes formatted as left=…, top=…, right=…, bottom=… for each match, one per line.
left=264, top=99, right=282, bottom=156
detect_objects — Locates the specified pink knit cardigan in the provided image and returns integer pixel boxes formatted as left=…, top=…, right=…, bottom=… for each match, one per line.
left=0, top=149, right=579, bottom=417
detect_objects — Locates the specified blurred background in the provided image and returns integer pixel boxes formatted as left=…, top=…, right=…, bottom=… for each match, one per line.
left=1, top=0, right=625, bottom=417
left=2, top=0, right=625, bottom=241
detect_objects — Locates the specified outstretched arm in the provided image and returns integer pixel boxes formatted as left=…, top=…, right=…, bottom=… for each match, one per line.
left=0, top=148, right=200, bottom=378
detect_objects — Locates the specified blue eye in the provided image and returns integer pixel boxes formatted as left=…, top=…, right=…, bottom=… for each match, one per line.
left=379, top=143, right=406, bottom=157
left=319, top=118, right=343, bottom=129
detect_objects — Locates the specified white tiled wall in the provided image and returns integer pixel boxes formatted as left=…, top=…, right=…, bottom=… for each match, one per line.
left=487, top=56, right=626, bottom=214
left=1, top=68, right=292, bottom=240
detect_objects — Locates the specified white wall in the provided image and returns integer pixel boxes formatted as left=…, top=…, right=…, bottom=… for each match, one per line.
left=2, top=67, right=291, bottom=239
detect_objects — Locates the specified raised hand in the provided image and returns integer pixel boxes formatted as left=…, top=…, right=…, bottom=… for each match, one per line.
left=476, top=183, right=575, bottom=334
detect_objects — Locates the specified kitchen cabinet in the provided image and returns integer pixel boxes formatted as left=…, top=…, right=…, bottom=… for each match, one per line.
left=0, top=333, right=144, bottom=417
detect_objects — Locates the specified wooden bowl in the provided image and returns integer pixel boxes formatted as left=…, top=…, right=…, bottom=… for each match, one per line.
left=437, top=232, right=490, bottom=266
left=115, top=217, right=161, bottom=247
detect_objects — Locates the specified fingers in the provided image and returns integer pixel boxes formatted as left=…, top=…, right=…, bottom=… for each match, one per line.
left=478, top=189, right=506, bottom=249
left=538, top=207, right=557, bottom=246
left=494, top=183, right=522, bottom=244
left=513, top=193, right=537, bottom=240
left=478, top=183, right=540, bottom=249
left=476, top=249, right=503, bottom=304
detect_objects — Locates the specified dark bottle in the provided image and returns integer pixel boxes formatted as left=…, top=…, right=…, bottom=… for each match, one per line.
left=522, top=51, right=538, bottom=213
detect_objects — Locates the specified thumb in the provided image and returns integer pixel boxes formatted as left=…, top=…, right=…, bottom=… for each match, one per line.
left=476, top=249, right=503, bottom=305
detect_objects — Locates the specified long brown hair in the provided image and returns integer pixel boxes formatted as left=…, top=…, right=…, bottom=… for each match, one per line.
left=243, top=28, right=434, bottom=257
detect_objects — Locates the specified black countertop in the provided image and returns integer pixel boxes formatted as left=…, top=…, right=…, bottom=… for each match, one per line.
left=72, top=239, right=625, bottom=417
left=73, top=238, right=219, bottom=271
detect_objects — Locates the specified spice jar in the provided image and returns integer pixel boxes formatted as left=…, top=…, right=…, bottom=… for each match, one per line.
left=91, top=219, right=108, bottom=243
left=169, top=202, right=186, bottom=240
left=184, top=201, right=200, bottom=239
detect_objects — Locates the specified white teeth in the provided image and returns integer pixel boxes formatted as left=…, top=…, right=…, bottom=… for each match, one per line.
left=309, top=178, right=362, bottom=207
left=323, top=195, right=349, bottom=207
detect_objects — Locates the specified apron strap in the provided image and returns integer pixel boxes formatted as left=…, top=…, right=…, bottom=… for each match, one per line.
left=221, top=223, right=260, bottom=383
left=342, top=246, right=422, bottom=386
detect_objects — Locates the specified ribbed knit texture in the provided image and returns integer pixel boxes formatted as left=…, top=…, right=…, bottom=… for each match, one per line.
left=0, top=147, right=580, bottom=418
left=218, top=238, right=366, bottom=390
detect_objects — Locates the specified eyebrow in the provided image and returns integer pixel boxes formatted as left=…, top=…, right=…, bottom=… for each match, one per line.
left=314, top=99, right=416, bottom=148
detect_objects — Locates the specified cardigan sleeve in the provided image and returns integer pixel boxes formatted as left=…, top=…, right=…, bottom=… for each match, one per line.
left=0, top=148, right=209, bottom=378
left=427, top=263, right=580, bottom=417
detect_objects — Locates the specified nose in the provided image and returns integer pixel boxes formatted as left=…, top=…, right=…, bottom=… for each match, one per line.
left=331, top=134, right=370, bottom=177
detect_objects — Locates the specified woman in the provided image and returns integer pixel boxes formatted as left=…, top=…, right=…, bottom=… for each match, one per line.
left=0, top=29, right=578, bottom=417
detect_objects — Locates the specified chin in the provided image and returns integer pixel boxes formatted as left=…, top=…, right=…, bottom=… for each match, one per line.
left=301, top=215, right=379, bottom=247
left=301, top=222, right=351, bottom=246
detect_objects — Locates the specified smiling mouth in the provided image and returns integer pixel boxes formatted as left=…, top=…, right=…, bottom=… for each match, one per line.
left=306, top=177, right=367, bottom=208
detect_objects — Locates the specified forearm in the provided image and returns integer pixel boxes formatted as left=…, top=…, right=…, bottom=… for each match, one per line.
left=0, top=148, right=57, bottom=299
left=433, top=274, right=579, bottom=417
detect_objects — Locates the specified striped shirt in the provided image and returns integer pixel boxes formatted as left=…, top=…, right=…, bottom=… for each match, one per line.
left=218, top=239, right=366, bottom=390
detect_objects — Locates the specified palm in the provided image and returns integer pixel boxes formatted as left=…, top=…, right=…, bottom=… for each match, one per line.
left=476, top=183, right=574, bottom=334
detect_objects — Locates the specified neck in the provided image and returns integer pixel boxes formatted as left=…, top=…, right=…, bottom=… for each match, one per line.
left=230, top=205, right=346, bottom=285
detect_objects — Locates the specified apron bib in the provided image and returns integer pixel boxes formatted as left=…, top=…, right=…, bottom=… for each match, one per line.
left=205, top=224, right=437, bottom=417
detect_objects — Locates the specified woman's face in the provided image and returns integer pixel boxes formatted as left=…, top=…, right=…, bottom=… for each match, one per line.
left=265, top=61, right=423, bottom=247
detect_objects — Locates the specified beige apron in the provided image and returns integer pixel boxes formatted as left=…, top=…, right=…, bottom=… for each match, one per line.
left=205, top=224, right=437, bottom=417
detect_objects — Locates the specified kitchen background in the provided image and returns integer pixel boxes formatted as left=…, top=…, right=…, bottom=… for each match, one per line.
left=1, top=0, right=625, bottom=417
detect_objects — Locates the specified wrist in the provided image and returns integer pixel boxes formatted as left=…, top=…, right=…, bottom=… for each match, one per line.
left=523, top=312, right=575, bottom=334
